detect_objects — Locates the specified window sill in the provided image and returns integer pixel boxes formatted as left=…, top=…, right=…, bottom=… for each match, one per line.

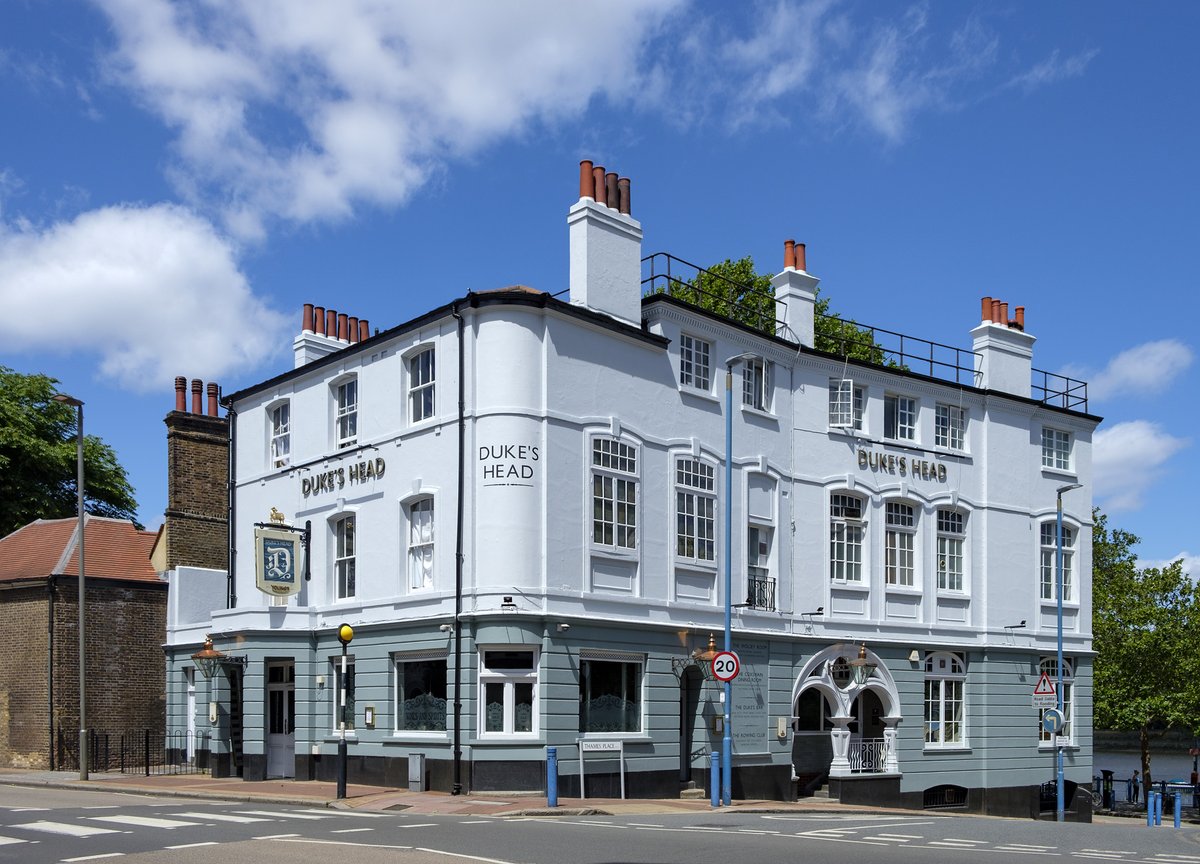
left=937, top=591, right=970, bottom=600
left=831, top=581, right=869, bottom=593
left=323, top=733, right=358, bottom=741
left=1039, top=600, right=1080, bottom=610
left=740, top=405, right=778, bottom=422
left=577, top=734, right=652, bottom=743
left=591, top=548, right=639, bottom=563
left=883, top=436, right=918, bottom=446
left=680, top=386, right=719, bottom=404
left=924, top=746, right=971, bottom=754
left=1040, top=467, right=1077, bottom=481
left=675, top=559, right=719, bottom=573
left=885, top=584, right=921, bottom=595
left=385, top=732, right=448, bottom=742
left=931, top=446, right=970, bottom=460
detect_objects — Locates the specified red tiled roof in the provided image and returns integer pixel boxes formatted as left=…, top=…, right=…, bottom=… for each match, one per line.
left=0, top=516, right=158, bottom=582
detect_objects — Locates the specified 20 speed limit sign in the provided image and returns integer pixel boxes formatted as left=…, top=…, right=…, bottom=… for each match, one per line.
left=711, top=651, right=740, bottom=682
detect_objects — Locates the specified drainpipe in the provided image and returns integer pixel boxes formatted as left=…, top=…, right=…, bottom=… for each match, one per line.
left=451, top=300, right=467, bottom=795
left=226, top=403, right=238, bottom=608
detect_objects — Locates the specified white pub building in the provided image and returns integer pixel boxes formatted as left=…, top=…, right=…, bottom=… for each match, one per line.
left=165, top=160, right=1098, bottom=817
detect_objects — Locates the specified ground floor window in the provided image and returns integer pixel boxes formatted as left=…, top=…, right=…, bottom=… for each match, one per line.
left=479, top=648, right=538, bottom=736
left=579, top=656, right=643, bottom=733
left=1039, top=657, right=1074, bottom=744
left=924, top=652, right=965, bottom=747
left=395, top=655, right=447, bottom=732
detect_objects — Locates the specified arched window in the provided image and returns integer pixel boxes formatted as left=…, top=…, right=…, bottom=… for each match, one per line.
left=592, top=436, right=638, bottom=551
left=924, top=652, right=966, bottom=747
left=1040, top=522, right=1075, bottom=601
left=1039, top=657, right=1074, bottom=744
left=936, top=509, right=966, bottom=592
left=406, top=497, right=434, bottom=590
left=885, top=501, right=916, bottom=587
left=675, top=456, right=716, bottom=562
left=268, top=400, right=291, bottom=468
left=830, top=493, right=864, bottom=582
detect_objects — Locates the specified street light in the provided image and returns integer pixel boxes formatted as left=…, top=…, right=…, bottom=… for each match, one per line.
left=722, top=352, right=757, bottom=806
left=1056, top=481, right=1082, bottom=823
left=53, top=393, right=86, bottom=781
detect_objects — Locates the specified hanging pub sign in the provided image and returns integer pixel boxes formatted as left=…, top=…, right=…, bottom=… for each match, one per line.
left=254, top=508, right=310, bottom=597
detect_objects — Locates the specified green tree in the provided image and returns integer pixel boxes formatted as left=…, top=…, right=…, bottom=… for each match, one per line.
left=0, top=366, right=140, bottom=537
left=1092, top=508, right=1199, bottom=791
left=657, top=256, right=886, bottom=363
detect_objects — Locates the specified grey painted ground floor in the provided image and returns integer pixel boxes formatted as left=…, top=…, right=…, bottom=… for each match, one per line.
left=164, top=616, right=1093, bottom=820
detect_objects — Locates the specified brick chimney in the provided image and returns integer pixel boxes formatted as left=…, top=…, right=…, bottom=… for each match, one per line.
left=568, top=159, right=643, bottom=326
left=772, top=239, right=820, bottom=347
left=970, top=297, right=1036, bottom=396
left=163, top=376, right=229, bottom=571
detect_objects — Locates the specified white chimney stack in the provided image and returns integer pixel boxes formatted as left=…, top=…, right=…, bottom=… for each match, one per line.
left=568, top=160, right=643, bottom=326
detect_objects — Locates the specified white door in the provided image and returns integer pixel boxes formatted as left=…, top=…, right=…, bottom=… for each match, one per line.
left=266, top=661, right=295, bottom=778
left=185, top=668, right=196, bottom=761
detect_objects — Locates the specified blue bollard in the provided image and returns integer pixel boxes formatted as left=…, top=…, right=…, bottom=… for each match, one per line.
left=1175, top=790, right=1182, bottom=828
left=546, top=746, right=558, bottom=808
left=1147, top=791, right=1155, bottom=827
left=1155, top=791, right=1163, bottom=826
left=710, top=751, right=720, bottom=808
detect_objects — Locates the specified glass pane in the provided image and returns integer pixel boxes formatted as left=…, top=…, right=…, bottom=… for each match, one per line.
left=485, top=683, right=504, bottom=732
left=514, top=683, right=533, bottom=732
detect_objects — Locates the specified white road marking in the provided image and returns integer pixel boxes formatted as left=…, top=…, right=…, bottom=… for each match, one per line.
left=400, top=823, right=439, bottom=828
left=1079, top=850, right=1133, bottom=856
left=169, top=811, right=272, bottom=823
left=237, top=810, right=331, bottom=820
left=928, top=839, right=988, bottom=847
left=874, top=833, right=924, bottom=839
left=80, top=806, right=119, bottom=811
left=865, top=836, right=913, bottom=842
left=9, top=807, right=50, bottom=812
left=14, top=820, right=120, bottom=838
left=296, top=808, right=390, bottom=818
left=253, top=833, right=301, bottom=839
left=628, top=823, right=662, bottom=828
left=165, top=842, right=220, bottom=850
left=88, top=815, right=202, bottom=829
left=62, top=855, right=125, bottom=862
left=1073, top=855, right=1131, bottom=861
left=331, top=828, right=374, bottom=834
left=459, top=820, right=495, bottom=824
left=1007, top=844, right=1056, bottom=850
left=0, top=835, right=29, bottom=845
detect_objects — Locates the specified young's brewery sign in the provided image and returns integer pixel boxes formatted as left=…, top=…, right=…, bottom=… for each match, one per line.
left=254, top=508, right=307, bottom=597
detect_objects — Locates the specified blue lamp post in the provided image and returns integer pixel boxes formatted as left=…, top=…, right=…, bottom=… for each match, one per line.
left=723, top=353, right=756, bottom=806
left=1055, top=482, right=1081, bottom=823
left=53, top=393, right=86, bottom=781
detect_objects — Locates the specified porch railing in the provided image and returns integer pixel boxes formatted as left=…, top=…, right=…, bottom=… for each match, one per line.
left=848, top=737, right=889, bottom=773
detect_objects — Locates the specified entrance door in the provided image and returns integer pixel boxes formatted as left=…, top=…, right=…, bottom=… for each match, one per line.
left=185, top=668, right=197, bottom=761
left=266, top=661, right=295, bottom=779
left=678, top=666, right=702, bottom=783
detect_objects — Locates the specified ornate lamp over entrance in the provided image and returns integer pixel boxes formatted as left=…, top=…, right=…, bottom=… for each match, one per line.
left=849, top=644, right=877, bottom=687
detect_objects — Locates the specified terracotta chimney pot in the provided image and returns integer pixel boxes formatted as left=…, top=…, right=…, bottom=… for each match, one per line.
left=579, top=160, right=594, bottom=199
left=326, top=309, right=337, bottom=337
left=207, top=382, right=218, bottom=416
left=348, top=316, right=359, bottom=344
left=784, top=239, right=796, bottom=270
left=617, top=177, right=631, bottom=215
left=981, top=297, right=992, bottom=322
left=359, top=319, right=370, bottom=342
left=314, top=306, right=326, bottom=336
left=605, top=172, right=618, bottom=210
left=1000, top=301, right=1009, bottom=326
left=191, top=379, right=203, bottom=414
left=991, top=298, right=1002, bottom=324
left=302, top=302, right=314, bottom=332
left=795, top=242, right=807, bottom=273
left=174, top=377, right=186, bottom=411
left=592, top=166, right=606, bottom=205
left=1015, top=306, right=1025, bottom=330
left=337, top=313, right=349, bottom=342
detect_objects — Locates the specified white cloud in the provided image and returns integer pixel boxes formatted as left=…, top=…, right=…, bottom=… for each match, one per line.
left=1007, top=48, right=1099, bottom=93
left=1084, top=339, right=1194, bottom=401
left=1137, top=552, right=1199, bottom=581
left=97, top=0, right=684, bottom=239
left=1093, top=420, right=1189, bottom=512
left=0, top=203, right=288, bottom=391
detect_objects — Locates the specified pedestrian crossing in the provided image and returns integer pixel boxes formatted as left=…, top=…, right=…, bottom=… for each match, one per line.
left=0, top=805, right=394, bottom=848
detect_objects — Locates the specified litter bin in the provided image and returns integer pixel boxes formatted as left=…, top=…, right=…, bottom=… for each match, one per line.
left=408, top=753, right=426, bottom=792
left=1101, top=770, right=1114, bottom=809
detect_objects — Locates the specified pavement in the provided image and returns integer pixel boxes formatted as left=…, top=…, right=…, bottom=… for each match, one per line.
left=0, top=768, right=855, bottom=817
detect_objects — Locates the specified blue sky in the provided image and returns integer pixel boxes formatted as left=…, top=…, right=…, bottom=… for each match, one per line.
left=1, top=1, right=1196, bottom=574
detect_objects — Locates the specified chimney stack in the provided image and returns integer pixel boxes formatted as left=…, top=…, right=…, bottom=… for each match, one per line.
left=971, top=296, right=1036, bottom=396
left=772, top=238, right=819, bottom=347
left=568, top=157, right=643, bottom=326
left=163, top=377, right=229, bottom=572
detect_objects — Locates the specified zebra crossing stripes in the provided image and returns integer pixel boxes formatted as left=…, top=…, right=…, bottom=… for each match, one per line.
left=88, top=814, right=202, bottom=829
left=168, top=811, right=273, bottom=823
left=12, top=820, right=120, bottom=837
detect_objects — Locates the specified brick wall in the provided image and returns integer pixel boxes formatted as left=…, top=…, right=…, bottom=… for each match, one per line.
left=50, top=577, right=168, bottom=766
left=0, top=585, right=51, bottom=768
left=164, top=410, right=229, bottom=571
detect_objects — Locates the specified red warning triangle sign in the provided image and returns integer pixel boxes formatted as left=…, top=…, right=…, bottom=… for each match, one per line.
left=1033, top=672, right=1057, bottom=696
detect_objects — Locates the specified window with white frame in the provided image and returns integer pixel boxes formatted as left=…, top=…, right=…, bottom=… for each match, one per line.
left=935, top=404, right=966, bottom=450
left=270, top=402, right=291, bottom=468
left=884, top=394, right=916, bottom=440
left=331, top=657, right=355, bottom=732
left=746, top=473, right=776, bottom=610
left=1042, top=427, right=1071, bottom=470
left=1040, top=521, right=1074, bottom=601
left=395, top=654, right=447, bottom=733
left=592, top=437, right=638, bottom=550
left=1038, top=657, right=1074, bottom=743
left=335, top=378, right=358, bottom=449
left=924, top=653, right=965, bottom=747
left=679, top=334, right=711, bottom=392
left=936, top=509, right=966, bottom=592
left=479, top=649, right=538, bottom=736
left=830, top=493, right=864, bottom=582
left=579, top=654, right=643, bottom=734
left=675, top=457, right=716, bottom=562
left=334, top=515, right=356, bottom=600
left=885, top=502, right=916, bottom=587
left=409, top=347, right=435, bottom=423
left=742, top=357, right=771, bottom=412
left=828, top=379, right=864, bottom=430
left=406, top=497, right=434, bottom=590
